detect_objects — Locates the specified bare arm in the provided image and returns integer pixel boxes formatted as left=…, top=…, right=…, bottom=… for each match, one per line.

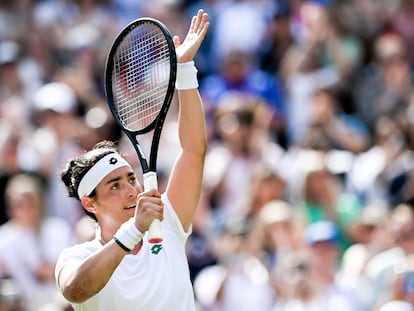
left=58, top=241, right=127, bottom=303
left=166, top=9, right=209, bottom=231
left=59, top=190, right=163, bottom=303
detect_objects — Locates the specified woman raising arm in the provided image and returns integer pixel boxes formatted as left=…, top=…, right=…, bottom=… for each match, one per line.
left=55, top=9, right=209, bottom=311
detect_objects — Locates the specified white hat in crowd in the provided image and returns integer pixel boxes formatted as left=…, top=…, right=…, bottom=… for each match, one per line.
left=33, top=82, right=76, bottom=113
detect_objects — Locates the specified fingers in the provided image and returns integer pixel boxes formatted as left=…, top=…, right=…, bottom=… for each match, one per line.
left=173, top=35, right=181, bottom=48
left=191, top=9, right=203, bottom=34
left=175, top=9, right=209, bottom=63
left=135, top=190, right=164, bottom=232
left=191, top=9, right=209, bottom=37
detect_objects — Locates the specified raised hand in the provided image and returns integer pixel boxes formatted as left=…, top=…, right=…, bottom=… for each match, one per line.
left=174, top=9, right=209, bottom=63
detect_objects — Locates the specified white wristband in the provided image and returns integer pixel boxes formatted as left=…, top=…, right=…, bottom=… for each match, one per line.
left=114, top=218, right=144, bottom=252
left=175, top=61, right=198, bottom=90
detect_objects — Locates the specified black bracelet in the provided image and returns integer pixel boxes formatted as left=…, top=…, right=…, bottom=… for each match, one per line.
left=113, top=236, right=131, bottom=252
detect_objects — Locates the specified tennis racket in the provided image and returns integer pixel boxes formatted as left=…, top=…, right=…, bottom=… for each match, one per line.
left=105, top=17, right=177, bottom=244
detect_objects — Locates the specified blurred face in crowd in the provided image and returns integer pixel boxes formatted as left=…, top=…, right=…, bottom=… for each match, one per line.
left=389, top=204, right=414, bottom=253
left=6, top=175, right=44, bottom=229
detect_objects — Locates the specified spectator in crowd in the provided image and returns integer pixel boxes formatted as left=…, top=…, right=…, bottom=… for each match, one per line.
left=203, top=92, right=283, bottom=230
left=272, top=248, right=320, bottom=311
left=0, top=173, right=73, bottom=310
left=303, top=221, right=365, bottom=310
left=0, top=122, right=25, bottom=225
left=300, top=87, right=370, bottom=154
left=195, top=216, right=276, bottom=311
left=298, top=166, right=363, bottom=255
left=244, top=166, right=287, bottom=220
left=199, top=49, right=284, bottom=144
left=0, top=277, right=25, bottom=311
left=200, top=49, right=284, bottom=114
left=1, top=1, right=414, bottom=309
left=352, top=31, right=414, bottom=130
left=386, top=0, right=414, bottom=67
left=32, top=82, right=88, bottom=228
left=280, top=1, right=362, bottom=144
left=0, top=40, right=40, bottom=105
left=365, top=203, right=414, bottom=309
left=345, top=114, right=414, bottom=206
left=375, top=253, right=414, bottom=310
left=259, top=1, right=294, bottom=77
left=273, top=220, right=367, bottom=311
left=248, top=199, right=304, bottom=272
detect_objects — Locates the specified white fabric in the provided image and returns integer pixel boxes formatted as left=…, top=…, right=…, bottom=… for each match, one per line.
left=114, top=218, right=143, bottom=250
left=55, top=193, right=195, bottom=311
left=77, top=153, right=131, bottom=198
left=378, top=301, right=414, bottom=311
left=175, top=61, right=198, bottom=90
left=0, top=217, right=73, bottom=311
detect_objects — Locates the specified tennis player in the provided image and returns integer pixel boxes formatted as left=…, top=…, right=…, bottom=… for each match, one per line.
left=55, top=9, right=209, bottom=311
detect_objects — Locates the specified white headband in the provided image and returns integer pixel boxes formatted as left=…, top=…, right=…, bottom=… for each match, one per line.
left=77, top=153, right=131, bottom=198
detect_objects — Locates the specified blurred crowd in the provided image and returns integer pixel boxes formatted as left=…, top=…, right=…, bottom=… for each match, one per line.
left=1, top=0, right=414, bottom=310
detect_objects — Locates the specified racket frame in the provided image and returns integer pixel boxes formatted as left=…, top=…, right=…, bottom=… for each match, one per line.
left=104, top=17, right=177, bottom=244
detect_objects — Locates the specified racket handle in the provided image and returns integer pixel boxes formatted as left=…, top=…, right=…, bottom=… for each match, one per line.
left=143, top=171, right=163, bottom=244
left=148, top=219, right=163, bottom=244
left=143, top=171, right=158, bottom=191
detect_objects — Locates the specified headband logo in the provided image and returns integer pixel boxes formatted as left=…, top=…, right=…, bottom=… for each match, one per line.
left=109, top=157, right=118, bottom=165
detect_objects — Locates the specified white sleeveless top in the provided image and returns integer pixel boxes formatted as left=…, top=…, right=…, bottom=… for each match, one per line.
left=55, top=194, right=195, bottom=311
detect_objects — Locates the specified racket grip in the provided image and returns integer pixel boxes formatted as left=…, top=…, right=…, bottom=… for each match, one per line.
left=143, top=171, right=158, bottom=191
left=143, top=171, right=163, bottom=244
left=148, top=219, right=163, bottom=244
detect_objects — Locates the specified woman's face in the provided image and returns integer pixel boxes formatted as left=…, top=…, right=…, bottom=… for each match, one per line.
left=92, top=166, right=142, bottom=228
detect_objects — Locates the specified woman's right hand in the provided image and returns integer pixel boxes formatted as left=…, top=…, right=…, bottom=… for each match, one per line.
left=134, top=189, right=164, bottom=233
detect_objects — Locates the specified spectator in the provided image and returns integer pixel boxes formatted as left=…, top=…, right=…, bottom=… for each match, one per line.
left=299, top=87, right=370, bottom=154
left=273, top=220, right=366, bottom=311
left=195, top=216, right=276, bottom=311
left=244, top=166, right=287, bottom=219
left=0, top=277, right=25, bottom=311
left=352, top=32, right=414, bottom=130
left=281, top=1, right=362, bottom=143
left=0, top=40, right=41, bottom=130
left=365, top=203, right=414, bottom=308
left=0, top=173, right=73, bottom=310
left=387, top=0, right=414, bottom=67
left=248, top=199, right=304, bottom=271
left=32, top=82, right=88, bottom=227
left=299, top=166, right=363, bottom=255
left=0, top=120, right=40, bottom=225
left=272, top=248, right=325, bottom=311
left=304, top=221, right=364, bottom=310
left=259, top=1, right=294, bottom=77
left=345, top=115, right=414, bottom=206
left=199, top=49, right=284, bottom=140
left=203, top=92, right=283, bottom=230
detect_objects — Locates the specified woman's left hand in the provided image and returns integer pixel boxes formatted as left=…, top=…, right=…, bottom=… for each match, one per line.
left=174, top=9, right=209, bottom=63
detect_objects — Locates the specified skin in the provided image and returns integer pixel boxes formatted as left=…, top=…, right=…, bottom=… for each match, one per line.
left=58, top=9, right=209, bottom=303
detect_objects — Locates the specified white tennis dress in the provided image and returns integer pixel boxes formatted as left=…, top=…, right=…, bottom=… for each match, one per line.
left=55, top=194, right=196, bottom=311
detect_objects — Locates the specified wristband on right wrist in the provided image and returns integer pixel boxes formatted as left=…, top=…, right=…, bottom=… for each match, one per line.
left=113, top=218, right=144, bottom=252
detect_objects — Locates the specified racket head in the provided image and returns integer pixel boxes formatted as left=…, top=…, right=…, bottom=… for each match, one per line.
left=105, top=17, right=177, bottom=136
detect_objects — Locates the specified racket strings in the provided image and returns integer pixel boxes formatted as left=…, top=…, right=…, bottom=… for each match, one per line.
left=113, top=24, right=171, bottom=131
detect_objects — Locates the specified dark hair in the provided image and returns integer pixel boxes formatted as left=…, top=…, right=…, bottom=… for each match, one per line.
left=61, top=140, right=120, bottom=219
